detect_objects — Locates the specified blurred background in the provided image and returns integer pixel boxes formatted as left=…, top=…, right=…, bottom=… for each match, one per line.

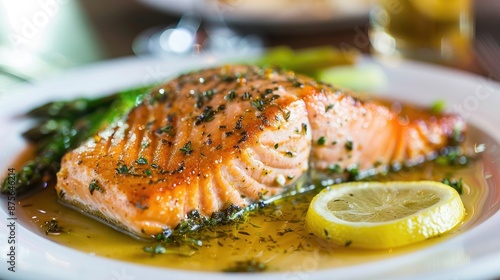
left=0, top=0, right=499, bottom=90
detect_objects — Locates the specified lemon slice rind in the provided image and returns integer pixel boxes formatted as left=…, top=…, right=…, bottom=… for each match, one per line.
left=305, top=181, right=466, bottom=249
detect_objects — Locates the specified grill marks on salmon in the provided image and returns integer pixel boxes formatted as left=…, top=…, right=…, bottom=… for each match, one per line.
left=55, top=65, right=465, bottom=237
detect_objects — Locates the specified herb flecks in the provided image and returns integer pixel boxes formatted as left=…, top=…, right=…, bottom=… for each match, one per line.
left=346, top=164, right=359, bottom=180
left=143, top=204, right=249, bottom=257
left=45, top=218, right=64, bottom=235
left=157, top=124, right=174, bottom=135
left=301, top=123, right=307, bottom=135
left=224, top=259, right=267, bottom=273
left=435, top=146, right=468, bottom=166
left=345, top=140, right=353, bottom=151
left=180, top=141, right=194, bottom=155
left=136, top=157, right=148, bottom=165
left=441, top=178, right=464, bottom=194
left=242, top=91, right=252, bottom=100
left=327, top=164, right=342, bottom=174
left=251, top=93, right=280, bottom=111
left=116, top=164, right=130, bottom=174
left=317, top=136, right=326, bottom=145
left=195, top=106, right=216, bottom=125
left=143, top=244, right=195, bottom=257
left=89, top=179, right=103, bottom=195
left=225, top=89, right=237, bottom=101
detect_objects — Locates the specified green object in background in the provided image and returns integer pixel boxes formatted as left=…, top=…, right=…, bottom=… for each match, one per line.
left=256, top=46, right=359, bottom=76
left=255, top=46, right=386, bottom=92
left=317, top=64, right=387, bottom=92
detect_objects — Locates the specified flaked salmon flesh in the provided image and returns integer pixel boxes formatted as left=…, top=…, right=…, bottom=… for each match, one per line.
left=55, top=65, right=465, bottom=237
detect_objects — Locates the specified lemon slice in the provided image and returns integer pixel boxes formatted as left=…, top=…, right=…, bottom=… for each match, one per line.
left=305, top=181, right=465, bottom=249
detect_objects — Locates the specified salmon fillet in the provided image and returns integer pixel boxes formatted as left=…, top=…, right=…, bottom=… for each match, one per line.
left=55, top=65, right=465, bottom=238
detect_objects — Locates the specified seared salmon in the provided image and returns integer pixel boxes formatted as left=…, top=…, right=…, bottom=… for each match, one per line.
left=55, top=65, right=465, bottom=238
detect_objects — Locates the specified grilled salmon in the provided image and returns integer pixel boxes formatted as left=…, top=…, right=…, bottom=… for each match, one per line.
left=55, top=65, right=465, bottom=238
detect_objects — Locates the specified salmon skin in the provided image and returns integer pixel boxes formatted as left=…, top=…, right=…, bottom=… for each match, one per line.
left=55, top=65, right=465, bottom=238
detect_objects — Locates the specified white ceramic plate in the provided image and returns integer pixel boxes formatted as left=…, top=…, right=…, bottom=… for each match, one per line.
left=1, top=54, right=500, bottom=280
left=138, top=0, right=371, bottom=30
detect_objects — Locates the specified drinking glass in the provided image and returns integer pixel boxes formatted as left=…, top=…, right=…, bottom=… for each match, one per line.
left=369, top=0, right=474, bottom=67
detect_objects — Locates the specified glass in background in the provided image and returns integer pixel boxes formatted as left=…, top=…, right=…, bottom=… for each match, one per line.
left=369, top=0, right=474, bottom=67
left=0, top=0, right=102, bottom=89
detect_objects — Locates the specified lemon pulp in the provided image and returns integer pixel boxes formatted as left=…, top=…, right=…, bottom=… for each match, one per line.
left=305, top=181, right=466, bottom=249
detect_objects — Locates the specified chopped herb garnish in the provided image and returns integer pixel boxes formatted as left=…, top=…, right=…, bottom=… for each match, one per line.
left=224, top=259, right=267, bottom=273
left=225, top=89, right=237, bottom=101
left=345, top=240, right=352, bottom=247
left=44, top=218, right=64, bottom=235
left=242, top=91, right=252, bottom=100
left=235, top=119, right=243, bottom=130
left=441, top=178, right=464, bottom=194
left=195, top=106, right=216, bottom=125
left=144, top=169, right=152, bottom=176
left=251, top=99, right=266, bottom=111
left=317, top=136, right=326, bottom=145
left=89, top=179, right=103, bottom=195
left=144, top=244, right=166, bottom=254
left=141, top=141, right=150, bottom=148
left=274, top=143, right=279, bottom=149
left=157, top=124, right=174, bottom=135
left=288, top=77, right=303, bottom=88
left=435, top=146, right=468, bottom=166
left=327, top=164, right=342, bottom=174
left=345, top=140, right=353, bottom=151
left=346, top=164, right=359, bottom=180
left=116, top=164, right=130, bottom=174
left=237, top=133, right=248, bottom=144
left=180, top=141, right=193, bottom=155
left=136, top=157, right=148, bottom=165
left=325, top=104, right=334, bottom=112
left=301, top=123, right=307, bottom=135
left=284, top=110, right=291, bottom=121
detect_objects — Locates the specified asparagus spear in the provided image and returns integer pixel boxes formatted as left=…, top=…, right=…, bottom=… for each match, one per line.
left=26, top=94, right=119, bottom=119
left=1, top=86, right=152, bottom=195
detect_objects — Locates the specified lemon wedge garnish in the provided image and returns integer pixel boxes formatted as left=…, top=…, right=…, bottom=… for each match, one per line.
left=305, top=181, right=465, bottom=249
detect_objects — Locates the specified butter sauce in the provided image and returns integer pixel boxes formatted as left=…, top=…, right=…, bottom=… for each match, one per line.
left=14, top=158, right=490, bottom=272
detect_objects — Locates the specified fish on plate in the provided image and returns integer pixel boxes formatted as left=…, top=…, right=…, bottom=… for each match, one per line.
left=55, top=65, right=465, bottom=238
